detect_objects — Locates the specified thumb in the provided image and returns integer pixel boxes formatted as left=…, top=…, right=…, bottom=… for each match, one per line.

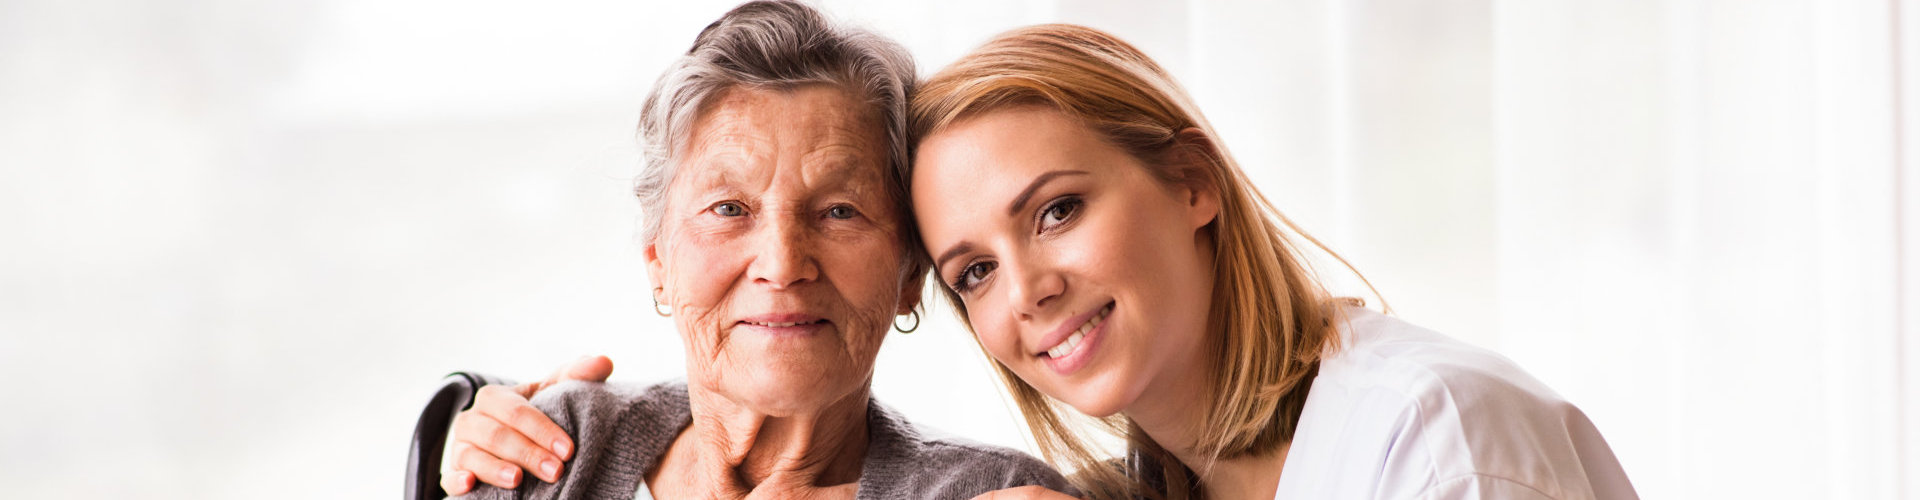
left=558, top=355, right=614, bottom=383
left=525, top=355, right=615, bottom=395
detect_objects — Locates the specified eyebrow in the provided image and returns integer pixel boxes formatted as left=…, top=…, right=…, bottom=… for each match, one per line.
left=1007, top=170, right=1090, bottom=217
left=932, top=170, right=1091, bottom=273
left=934, top=242, right=976, bottom=274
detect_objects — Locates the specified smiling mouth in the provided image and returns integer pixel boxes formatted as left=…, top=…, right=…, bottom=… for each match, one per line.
left=743, top=319, right=827, bottom=328
left=1042, top=302, right=1113, bottom=359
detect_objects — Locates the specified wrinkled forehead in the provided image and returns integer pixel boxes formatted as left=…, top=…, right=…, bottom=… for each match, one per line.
left=675, top=85, right=894, bottom=194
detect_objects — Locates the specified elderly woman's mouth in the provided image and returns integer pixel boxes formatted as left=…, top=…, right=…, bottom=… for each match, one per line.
left=737, top=313, right=832, bottom=333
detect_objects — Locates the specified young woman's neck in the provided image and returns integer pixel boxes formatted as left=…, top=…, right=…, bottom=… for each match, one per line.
left=648, top=385, right=870, bottom=498
left=1125, top=360, right=1288, bottom=500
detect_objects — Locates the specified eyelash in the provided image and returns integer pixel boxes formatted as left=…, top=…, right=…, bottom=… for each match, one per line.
left=951, top=260, right=996, bottom=293
left=711, top=201, right=747, bottom=217
left=825, top=204, right=859, bottom=220
left=947, top=195, right=1085, bottom=293
left=1036, top=196, right=1083, bottom=233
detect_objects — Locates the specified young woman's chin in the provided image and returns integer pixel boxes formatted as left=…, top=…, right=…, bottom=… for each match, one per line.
left=1031, top=366, right=1145, bottom=419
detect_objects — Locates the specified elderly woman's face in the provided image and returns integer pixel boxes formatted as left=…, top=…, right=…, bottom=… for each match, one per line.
left=647, top=85, right=915, bottom=416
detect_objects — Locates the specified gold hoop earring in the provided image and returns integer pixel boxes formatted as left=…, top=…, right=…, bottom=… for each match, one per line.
left=893, top=309, right=920, bottom=334
left=652, top=289, right=671, bottom=317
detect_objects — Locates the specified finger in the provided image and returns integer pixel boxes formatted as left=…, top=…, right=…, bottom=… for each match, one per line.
left=519, top=355, right=612, bottom=398
left=451, top=440, right=523, bottom=490
left=472, top=382, right=568, bottom=461
left=476, top=383, right=532, bottom=405
left=560, top=355, right=614, bottom=382
left=474, top=377, right=539, bottom=402
left=458, top=410, right=565, bottom=483
left=475, top=385, right=575, bottom=461
left=439, top=470, right=475, bottom=496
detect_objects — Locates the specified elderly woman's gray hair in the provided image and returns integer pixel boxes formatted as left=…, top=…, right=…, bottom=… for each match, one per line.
left=633, top=0, right=922, bottom=268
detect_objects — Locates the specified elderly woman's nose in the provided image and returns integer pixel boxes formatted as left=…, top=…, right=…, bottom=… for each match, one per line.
left=747, top=214, right=821, bottom=288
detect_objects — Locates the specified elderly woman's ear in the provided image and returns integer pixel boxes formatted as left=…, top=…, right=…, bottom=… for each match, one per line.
left=645, top=241, right=670, bottom=313
left=896, top=267, right=926, bottom=317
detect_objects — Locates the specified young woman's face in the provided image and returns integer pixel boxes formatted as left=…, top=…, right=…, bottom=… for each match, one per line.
left=912, top=106, right=1219, bottom=418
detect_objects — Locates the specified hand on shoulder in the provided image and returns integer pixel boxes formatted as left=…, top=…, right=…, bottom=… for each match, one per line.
left=440, top=356, right=615, bottom=496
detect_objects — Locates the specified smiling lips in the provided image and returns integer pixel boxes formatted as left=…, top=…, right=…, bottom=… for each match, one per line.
left=744, top=319, right=824, bottom=327
left=1041, top=303, right=1113, bottom=359
left=739, top=313, right=829, bottom=331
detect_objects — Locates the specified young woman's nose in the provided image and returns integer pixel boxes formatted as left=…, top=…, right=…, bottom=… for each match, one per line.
left=1005, top=258, right=1065, bottom=321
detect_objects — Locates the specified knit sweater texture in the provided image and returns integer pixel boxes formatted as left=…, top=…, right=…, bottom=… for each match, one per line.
left=454, top=380, right=1073, bottom=500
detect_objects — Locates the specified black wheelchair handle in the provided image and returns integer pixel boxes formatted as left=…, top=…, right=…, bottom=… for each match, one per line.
left=405, top=372, right=514, bottom=500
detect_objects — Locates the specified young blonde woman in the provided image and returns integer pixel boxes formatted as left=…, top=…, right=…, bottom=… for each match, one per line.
left=441, top=24, right=1637, bottom=500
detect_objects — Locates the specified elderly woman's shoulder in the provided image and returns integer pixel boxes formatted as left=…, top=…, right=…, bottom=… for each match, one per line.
left=526, top=379, right=690, bottom=430
left=530, top=379, right=684, bottom=406
left=861, top=400, right=1077, bottom=497
left=455, top=381, right=691, bottom=500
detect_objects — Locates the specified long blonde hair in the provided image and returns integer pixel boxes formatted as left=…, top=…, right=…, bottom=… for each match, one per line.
left=909, top=24, right=1377, bottom=499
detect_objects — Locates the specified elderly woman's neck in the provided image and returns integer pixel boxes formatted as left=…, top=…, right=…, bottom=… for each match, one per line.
left=648, top=385, right=872, bottom=497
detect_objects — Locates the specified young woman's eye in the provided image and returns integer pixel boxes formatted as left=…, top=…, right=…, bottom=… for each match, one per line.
left=952, top=261, right=997, bottom=291
left=826, top=205, right=858, bottom=220
left=713, top=202, right=746, bottom=217
left=1039, top=197, right=1082, bottom=231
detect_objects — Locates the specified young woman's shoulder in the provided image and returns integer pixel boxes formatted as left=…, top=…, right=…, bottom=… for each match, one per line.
left=1279, top=308, right=1638, bottom=499
left=1325, top=308, right=1565, bottom=411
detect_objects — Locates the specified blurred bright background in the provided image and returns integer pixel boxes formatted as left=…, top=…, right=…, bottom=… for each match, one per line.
left=3, top=0, right=1917, bottom=498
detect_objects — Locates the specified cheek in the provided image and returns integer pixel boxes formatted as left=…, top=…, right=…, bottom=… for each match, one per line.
left=1109, top=203, right=1213, bottom=339
left=966, top=301, right=1026, bottom=365
left=663, top=230, right=744, bottom=301
left=814, top=235, right=908, bottom=346
left=822, top=237, right=902, bottom=293
left=1042, top=212, right=1140, bottom=297
left=661, top=236, right=749, bottom=349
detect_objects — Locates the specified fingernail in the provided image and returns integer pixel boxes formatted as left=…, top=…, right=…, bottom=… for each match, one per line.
left=541, top=460, right=559, bottom=480
left=552, top=440, right=570, bottom=457
left=499, top=467, right=517, bottom=483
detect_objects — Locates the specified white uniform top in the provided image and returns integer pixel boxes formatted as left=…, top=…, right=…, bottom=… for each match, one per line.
left=1274, top=307, right=1638, bottom=499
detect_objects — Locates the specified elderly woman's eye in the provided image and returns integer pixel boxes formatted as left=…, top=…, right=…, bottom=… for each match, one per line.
left=713, top=202, right=746, bottom=217
left=826, top=205, right=858, bottom=220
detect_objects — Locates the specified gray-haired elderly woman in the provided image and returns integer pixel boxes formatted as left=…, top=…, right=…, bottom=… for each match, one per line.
left=434, top=2, right=1070, bottom=499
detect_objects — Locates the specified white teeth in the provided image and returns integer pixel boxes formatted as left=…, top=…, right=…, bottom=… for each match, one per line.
left=1042, top=304, right=1112, bottom=359
left=1047, top=332, right=1083, bottom=358
left=750, top=320, right=816, bottom=327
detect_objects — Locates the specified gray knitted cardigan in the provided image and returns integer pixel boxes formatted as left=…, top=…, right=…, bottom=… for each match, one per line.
left=455, top=381, right=1073, bottom=500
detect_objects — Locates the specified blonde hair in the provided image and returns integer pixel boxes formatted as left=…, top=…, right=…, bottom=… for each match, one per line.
left=910, top=24, right=1377, bottom=499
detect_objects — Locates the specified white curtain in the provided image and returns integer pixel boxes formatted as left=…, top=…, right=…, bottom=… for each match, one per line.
left=1150, top=0, right=1910, bottom=498
left=2, top=0, right=1912, bottom=498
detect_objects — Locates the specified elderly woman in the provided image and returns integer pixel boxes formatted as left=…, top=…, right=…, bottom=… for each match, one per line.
left=434, top=2, right=1070, bottom=499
